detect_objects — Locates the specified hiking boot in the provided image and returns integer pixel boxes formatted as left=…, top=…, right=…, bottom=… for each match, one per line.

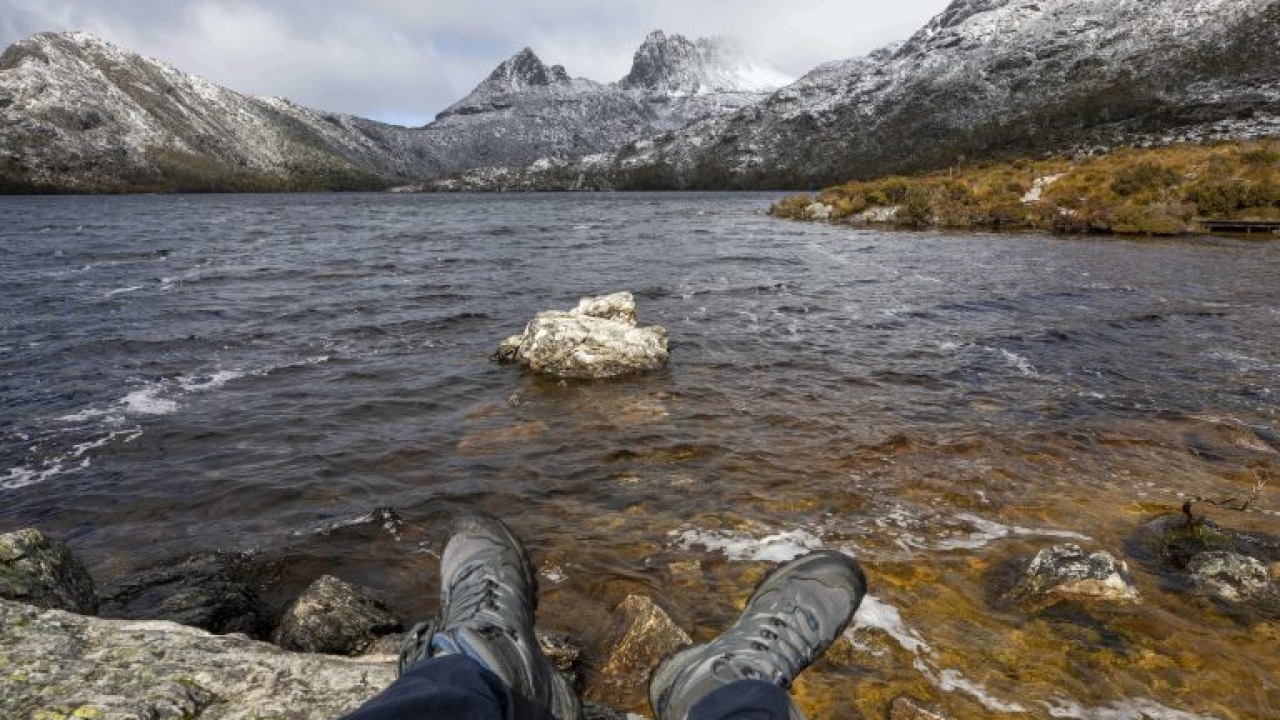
left=400, top=513, right=581, bottom=720
left=649, top=550, right=866, bottom=720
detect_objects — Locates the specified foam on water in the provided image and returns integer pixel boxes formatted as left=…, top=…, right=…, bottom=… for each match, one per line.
left=850, top=593, right=1030, bottom=713
left=849, top=594, right=931, bottom=655
left=104, top=285, right=143, bottom=298
left=1, top=427, right=143, bottom=490
left=999, top=348, right=1038, bottom=377
left=123, top=387, right=179, bottom=416
left=541, top=564, right=568, bottom=585
left=177, top=370, right=246, bottom=393
left=57, top=406, right=116, bottom=423
left=935, top=512, right=1090, bottom=551
left=9, top=367, right=257, bottom=491
left=670, top=526, right=822, bottom=562
left=292, top=507, right=404, bottom=541
left=1045, top=696, right=1224, bottom=720
left=916, top=660, right=1029, bottom=714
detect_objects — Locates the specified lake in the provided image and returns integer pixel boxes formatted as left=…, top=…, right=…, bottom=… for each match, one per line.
left=2, top=192, right=1277, bottom=719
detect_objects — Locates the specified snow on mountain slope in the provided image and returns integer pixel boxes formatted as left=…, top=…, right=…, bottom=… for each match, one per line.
left=420, top=31, right=790, bottom=172
left=621, top=30, right=791, bottom=97
left=620, top=0, right=1280, bottom=188
left=0, top=31, right=443, bottom=190
left=3, top=1, right=1276, bottom=193
left=0, top=29, right=788, bottom=191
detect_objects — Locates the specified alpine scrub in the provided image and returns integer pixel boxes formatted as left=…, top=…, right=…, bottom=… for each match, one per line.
left=771, top=139, right=1280, bottom=236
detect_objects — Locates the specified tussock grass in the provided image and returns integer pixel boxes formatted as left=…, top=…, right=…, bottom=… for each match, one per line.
left=771, top=139, right=1280, bottom=236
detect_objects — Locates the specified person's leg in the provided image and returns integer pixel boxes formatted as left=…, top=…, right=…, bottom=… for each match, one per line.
left=340, top=513, right=580, bottom=720
left=649, top=551, right=867, bottom=720
left=340, top=654, right=511, bottom=720
left=687, top=680, right=794, bottom=720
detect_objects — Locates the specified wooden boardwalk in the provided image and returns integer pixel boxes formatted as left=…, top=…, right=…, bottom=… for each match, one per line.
left=1198, top=219, right=1280, bottom=235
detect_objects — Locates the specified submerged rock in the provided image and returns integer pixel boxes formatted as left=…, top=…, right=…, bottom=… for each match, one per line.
left=538, top=631, right=585, bottom=692
left=275, top=575, right=403, bottom=656
left=494, top=292, right=669, bottom=379
left=99, top=552, right=269, bottom=637
left=1187, top=551, right=1272, bottom=602
left=0, top=597, right=393, bottom=719
left=1008, top=544, right=1140, bottom=608
left=1144, top=514, right=1234, bottom=568
left=0, top=527, right=97, bottom=614
left=589, top=594, right=691, bottom=706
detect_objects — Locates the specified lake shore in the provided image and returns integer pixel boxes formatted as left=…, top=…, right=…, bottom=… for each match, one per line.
left=771, top=139, right=1280, bottom=237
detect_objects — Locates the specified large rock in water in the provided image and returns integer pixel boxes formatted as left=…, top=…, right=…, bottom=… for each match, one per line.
left=275, top=575, right=403, bottom=656
left=0, top=528, right=98, bottom=614
left=494, top=292, right=668, bottom=379
left=0, top=597, right=394, bottom=719
left=1007, top=544, right=1140, bottom=609
left=588, top=594, right=690, bottom=708
left=1187, top=551, right=1272, bottom=602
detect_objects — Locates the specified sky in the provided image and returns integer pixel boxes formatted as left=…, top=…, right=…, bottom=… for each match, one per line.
left=0, top=1, right=949, bottom=127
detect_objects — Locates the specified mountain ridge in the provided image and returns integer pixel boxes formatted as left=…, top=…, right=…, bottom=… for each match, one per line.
left=3, top=0, right=1278, bottom=193
left=0, top=28, right=787, bottom=192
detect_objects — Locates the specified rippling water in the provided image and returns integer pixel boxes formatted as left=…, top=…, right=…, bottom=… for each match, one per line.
left=2, top=193, right=1278, bottom=718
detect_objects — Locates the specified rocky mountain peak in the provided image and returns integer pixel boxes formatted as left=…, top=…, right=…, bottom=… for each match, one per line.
left=620, top=29, right=791, bottom=97
left=2, top=31, right=89, bottom=70
left=436, top=46, right=574, bottom=119
left=482, top=47, right=570, bottom=92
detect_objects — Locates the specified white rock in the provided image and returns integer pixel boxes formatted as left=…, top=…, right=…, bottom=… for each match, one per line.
left=1187, top=551, right=1271, bottom=602
left=804, top=202, right=835, bottom=220
left=495, top=292, right=668, bottom=380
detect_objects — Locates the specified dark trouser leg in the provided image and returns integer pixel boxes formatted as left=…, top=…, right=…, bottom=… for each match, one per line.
left=339, top=654, right=513, bottom=720
left=688, top=679, right=797, bottom=720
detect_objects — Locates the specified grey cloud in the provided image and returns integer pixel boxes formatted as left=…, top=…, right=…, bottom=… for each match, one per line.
left=0, top=1, right=947, bottom=126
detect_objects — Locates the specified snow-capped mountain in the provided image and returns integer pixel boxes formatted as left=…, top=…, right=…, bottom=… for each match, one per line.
left=0, top=31, right=445, bottom=191
left=420, top=31, right=790, bottom=173
left=0, top=29, right=789, bottom=192
left=2, top=0, right=1277, bottom=193
left=611, top=0, right=1280, bottom=189
left=621, top=30, right=792, bottom=97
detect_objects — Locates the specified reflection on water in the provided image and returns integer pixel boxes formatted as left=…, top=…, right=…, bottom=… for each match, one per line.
left=1, top=193, right=1278, bottom=718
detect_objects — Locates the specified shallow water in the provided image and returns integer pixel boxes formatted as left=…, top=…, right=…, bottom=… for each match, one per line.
left=2, top=193, right=1278, bottom=718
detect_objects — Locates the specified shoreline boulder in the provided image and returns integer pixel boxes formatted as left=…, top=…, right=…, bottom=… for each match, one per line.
left=0, top=528, right=98, bottom=614
left=494, top=292, right=668, bottom=379
left=275, top=575, right=403, bottom=656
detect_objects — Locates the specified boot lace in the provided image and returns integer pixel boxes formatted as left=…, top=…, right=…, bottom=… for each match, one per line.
left=717, top=605, right=823, bottom=687
left=443, top=561, right=519, bottom=632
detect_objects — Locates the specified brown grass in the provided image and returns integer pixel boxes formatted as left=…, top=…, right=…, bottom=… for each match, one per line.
left=770, top=139, right=1280, bottom=235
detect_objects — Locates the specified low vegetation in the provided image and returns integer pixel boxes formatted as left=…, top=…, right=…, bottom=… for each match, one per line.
left=770, top=139, right=1280, bottom=236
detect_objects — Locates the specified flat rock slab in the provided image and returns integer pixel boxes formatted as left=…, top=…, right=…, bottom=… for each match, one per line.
left=0, top=598, right=394, bottom=720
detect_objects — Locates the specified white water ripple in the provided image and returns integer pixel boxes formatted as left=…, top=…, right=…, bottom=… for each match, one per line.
left=670, top=526, right=823, bottom=562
